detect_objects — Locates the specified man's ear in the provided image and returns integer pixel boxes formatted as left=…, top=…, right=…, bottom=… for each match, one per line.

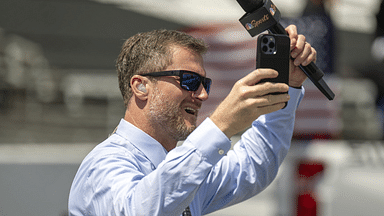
left=131, top=75, right=149, bottom=100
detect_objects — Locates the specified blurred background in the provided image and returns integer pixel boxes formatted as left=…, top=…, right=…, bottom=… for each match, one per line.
left=0, top=0, right=384, bottom=215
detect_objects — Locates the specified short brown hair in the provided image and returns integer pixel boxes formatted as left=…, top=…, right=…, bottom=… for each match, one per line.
left=116, top=29, right=208, bottom=108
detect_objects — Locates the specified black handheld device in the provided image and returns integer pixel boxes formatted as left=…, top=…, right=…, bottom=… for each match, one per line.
left=256, top=34, right=290, bottom=108
left=256, top=34, right=290, bottom=85
left=237, top=0, right=335, bottom=100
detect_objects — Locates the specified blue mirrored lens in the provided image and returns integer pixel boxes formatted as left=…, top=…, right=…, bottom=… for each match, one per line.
left=181, top=72, right=211, bottom=94
left=182, top=73, right=201, bottom=91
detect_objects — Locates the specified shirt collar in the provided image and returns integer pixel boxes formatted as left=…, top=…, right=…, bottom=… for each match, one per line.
left=115, top=118, right=168, bottom=168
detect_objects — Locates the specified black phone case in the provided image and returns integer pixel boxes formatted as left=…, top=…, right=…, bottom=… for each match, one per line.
left=256, top=34, right=290, bottom=85
left=256, top=34, right=290, bottom=108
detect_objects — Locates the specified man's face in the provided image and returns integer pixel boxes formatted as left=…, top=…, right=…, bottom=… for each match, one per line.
left=147, top=46, right=209, bottom=141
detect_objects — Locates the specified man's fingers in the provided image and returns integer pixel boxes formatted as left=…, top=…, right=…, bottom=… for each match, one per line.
left=236, top=69, right=289, bottom=98
left=302, top=47, right=317, bottom=66
left=247, top=82, right=289, bottom=98
left=293, top=42, right=311, bottom=66
left=249, top=93, right=290, bottom=107
left=291, top=35, right=306, bottom=59
left=256, top=102, right=287, bottom=115
left=240, top=69, right=278, bottom=86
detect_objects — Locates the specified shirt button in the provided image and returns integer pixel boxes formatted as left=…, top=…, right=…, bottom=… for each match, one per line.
left=218, top=149, right=225, bottom=155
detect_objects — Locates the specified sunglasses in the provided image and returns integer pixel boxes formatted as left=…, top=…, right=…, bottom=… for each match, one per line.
left=141, top=70, right=212, bottom=94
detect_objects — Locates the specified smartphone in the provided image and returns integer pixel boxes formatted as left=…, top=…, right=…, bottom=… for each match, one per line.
left=256, top=33, right=290, bottom=85
left=256, top=34, right=290, bottom=108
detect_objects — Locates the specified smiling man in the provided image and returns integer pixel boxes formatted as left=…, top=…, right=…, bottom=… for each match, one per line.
left=69, top=26, right=316, bottom=216
left=130, top=44, right=210, bottom=151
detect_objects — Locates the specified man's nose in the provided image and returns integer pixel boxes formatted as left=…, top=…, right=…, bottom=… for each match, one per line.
left=192, top=84, right=209, bottom=101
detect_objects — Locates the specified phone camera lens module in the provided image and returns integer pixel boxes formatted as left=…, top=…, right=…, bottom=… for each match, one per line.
left=262, top=46, right=268, bottom=52
left=263, top=37, right=269, bottom=44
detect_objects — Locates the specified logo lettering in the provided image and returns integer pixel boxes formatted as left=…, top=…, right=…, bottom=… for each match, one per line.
left=245, top=14, right=269, bottom=30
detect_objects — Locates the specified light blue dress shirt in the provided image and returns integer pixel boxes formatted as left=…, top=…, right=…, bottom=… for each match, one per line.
left=69, top=87, right=304, bottom=216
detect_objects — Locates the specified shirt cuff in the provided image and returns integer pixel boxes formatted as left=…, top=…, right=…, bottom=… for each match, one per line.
left=183, top=118, right=231, bottom=166
left=286, top=86, right=304, bottom=109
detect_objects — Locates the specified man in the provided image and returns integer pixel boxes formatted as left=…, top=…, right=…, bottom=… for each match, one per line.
left=69, top=25, right=316, bottom=215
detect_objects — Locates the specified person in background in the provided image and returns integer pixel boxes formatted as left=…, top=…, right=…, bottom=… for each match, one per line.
left=68, top=24, right=316, bottom=216
left=281, top=0, right=335, bottom=74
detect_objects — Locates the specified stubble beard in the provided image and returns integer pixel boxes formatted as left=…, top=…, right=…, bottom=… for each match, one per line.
left=148, top=87, right=196, bottom=141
